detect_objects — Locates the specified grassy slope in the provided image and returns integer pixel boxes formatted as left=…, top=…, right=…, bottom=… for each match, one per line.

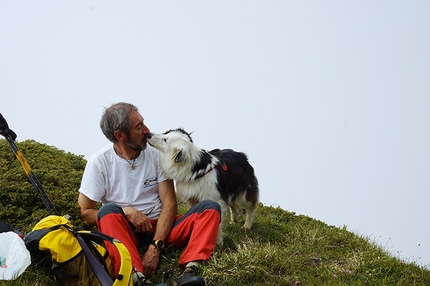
left=204, top=205, right=429, bottom=285
left=1, top=139, right=429, bottom=285
left=5, top=203, right=430, bottom=286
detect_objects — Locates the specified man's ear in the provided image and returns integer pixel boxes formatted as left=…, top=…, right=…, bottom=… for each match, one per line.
left=173, top=147, right=186, bottom=163
left=114, top=130, right=127, bottom=142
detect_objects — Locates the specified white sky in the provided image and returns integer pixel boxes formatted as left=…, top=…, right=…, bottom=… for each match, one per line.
left=1, top=1, right=430, bottom=268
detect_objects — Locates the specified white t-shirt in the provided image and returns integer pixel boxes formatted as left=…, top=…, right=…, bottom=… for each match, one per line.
left=78, top=144, right=168, bottom=220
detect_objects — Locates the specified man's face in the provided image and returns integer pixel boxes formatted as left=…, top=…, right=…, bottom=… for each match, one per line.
left=126, top=110, right=150, bottom=151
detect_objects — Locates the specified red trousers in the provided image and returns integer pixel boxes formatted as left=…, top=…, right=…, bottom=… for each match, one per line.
left=97, top=200, right=221, bottom=274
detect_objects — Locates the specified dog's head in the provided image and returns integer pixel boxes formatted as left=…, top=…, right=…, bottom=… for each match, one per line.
left=147, top=128, right=194, bottom=164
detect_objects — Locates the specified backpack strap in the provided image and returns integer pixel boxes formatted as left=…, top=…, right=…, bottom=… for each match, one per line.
left=79, top=230, right=133, bottom=285
left=0, top=221, right=12, bottom=233
left=75, top=232, right=114, bottom=286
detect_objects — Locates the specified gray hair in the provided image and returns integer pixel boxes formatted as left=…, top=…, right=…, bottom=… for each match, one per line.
left=100, top=102, right=139, bottom=142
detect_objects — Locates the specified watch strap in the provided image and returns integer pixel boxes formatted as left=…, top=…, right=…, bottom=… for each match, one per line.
left=151, top=239, right=164, bottom=250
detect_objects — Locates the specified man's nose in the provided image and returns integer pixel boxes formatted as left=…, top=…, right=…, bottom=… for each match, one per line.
left=143, top=124, right=150, bottom=134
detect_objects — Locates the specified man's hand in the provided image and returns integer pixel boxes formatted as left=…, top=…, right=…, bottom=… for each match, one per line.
left=123, top=206, right=152, bottom=233
left=142, top=245, right=161, bottom=277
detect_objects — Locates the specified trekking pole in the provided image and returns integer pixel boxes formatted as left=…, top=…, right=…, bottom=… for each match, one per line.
left=0, top=113, right=60, bottom=216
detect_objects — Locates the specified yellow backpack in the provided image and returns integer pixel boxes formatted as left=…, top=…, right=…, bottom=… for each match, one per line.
left=24, top=215, right=133, bottom=286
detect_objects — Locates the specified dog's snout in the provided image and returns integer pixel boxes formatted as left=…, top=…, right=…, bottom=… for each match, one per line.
left=146, top=133, right=153, bottom=139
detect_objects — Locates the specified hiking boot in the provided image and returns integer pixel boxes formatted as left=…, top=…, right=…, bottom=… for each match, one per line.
left=132, top=271, right=153, bottom=286
left=173, top=265, right=205, bottom=286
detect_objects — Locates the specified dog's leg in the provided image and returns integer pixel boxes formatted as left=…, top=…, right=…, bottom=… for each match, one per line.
left=229, top=204, right=241, bottom=224
left=215, top=201, right=229, bottom=246
left=243, top=203, right=258, bottom=229
left=216, top=220, right=224, bottom=246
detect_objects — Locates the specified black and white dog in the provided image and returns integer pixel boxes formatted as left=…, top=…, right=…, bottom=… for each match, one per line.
left=147, top=128, right=259, bottom=244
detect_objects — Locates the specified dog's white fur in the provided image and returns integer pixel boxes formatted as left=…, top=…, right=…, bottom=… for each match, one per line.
left=148, top=129, right=259, bottom=245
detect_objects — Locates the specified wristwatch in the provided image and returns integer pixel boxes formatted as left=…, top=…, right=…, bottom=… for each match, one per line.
left=151, top=239, right=165, bottom=250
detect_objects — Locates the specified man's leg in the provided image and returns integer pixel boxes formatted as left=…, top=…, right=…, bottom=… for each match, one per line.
left=97, top=203, right=143, bottom=274
left=167, top=200, right=221, bottom=268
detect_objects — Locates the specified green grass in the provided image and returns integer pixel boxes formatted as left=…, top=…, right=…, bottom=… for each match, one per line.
left=3, top=203, right=429, bottom=286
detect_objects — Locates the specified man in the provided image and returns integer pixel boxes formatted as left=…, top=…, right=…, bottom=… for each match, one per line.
left=78, top=102, right=221, bottom=286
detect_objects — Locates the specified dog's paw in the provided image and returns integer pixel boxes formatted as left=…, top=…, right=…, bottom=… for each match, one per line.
left=242, top=223, right=253, bottom=230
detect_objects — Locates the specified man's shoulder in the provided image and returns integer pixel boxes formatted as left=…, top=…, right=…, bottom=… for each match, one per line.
left=88, top=144, right=114, bottom=162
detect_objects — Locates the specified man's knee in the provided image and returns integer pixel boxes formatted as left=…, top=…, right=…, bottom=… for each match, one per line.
left=192, top=200, right=221, bottom=215
left=172, top=200, right=222, bottom=229
left=97, top=203, right=124, bottom=221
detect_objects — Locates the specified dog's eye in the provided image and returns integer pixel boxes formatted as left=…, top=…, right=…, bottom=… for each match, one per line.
left=163, top=138, right=167, bottom=142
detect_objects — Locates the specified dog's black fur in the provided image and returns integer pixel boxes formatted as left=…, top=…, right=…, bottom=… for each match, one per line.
left=205, top=148, right=259, bottom=207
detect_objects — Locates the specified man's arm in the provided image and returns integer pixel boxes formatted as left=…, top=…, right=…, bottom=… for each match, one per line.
left=142, top=179, right=177, bottom=277
left=153, top=179, right=178, bottom=241
left=78, top=193, right=99, bottom=226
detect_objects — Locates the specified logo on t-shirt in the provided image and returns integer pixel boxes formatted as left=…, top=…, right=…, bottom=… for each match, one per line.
left=143, top=177, right=158, bottom=188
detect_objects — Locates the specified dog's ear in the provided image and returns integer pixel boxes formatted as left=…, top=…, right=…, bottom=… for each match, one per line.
left=173, top=147, right=186, bottom=163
